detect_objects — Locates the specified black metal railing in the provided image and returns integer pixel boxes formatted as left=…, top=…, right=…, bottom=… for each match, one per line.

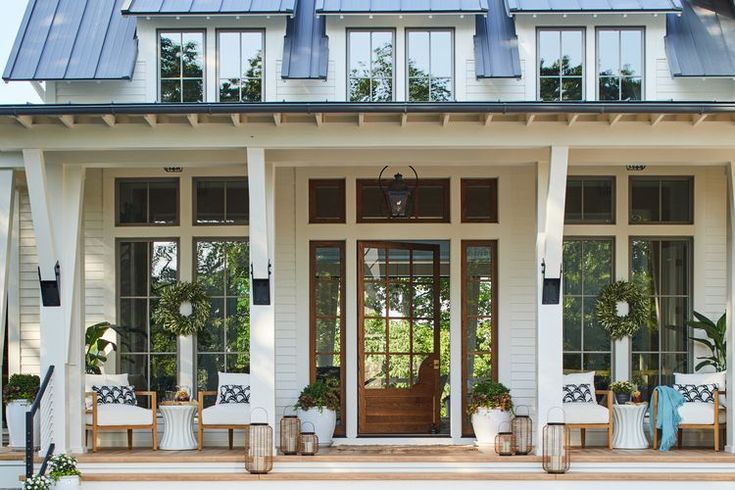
left=26, top=365, right=55, bottom=479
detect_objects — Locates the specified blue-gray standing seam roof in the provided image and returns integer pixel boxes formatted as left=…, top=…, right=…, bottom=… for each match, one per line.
left=665, top=0, right=735, bottom=77
left=475, top=0, right=522, bottom=78
left=316, top=0, right=488, bottom=13
left=282, top=0, right=329, bottom=79
left=3, top=0, right=138, bottom=81
left=122, top=0, right=296, bottom=15
left=505, top=0, right=682, bottom=12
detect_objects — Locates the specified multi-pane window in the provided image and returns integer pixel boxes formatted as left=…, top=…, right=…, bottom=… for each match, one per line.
left=218, top=31, right=264, bottom=102
left=630, top=177, right=693, bottom=224
left=159, top=31, right=205, bottom=103
left=117, top=179, right=179, bottom=226
left=407, top=30, right=454, bottom=102
left=117, top=240, right=179, bottom=404
left=348, top=30, right=394, bottom=102
left=562, top=239, right=614, bottom=391
left=194, top=178, right=249, bottom=225
left=538, top=29, right=584, bottom=101
left=565, top=177, right=615, bottom=224
left=195, top=240, right=250, bottom=392
left=631, top=238, right=691, bottom=401
left=598, top=28, right=644, bottom=101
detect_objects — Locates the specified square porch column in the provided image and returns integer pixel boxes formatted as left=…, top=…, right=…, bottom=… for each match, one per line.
left=535, top=147, right=569, bottom=451
left=726, top=162, right=735, bottom=453
left=0, top=170, right=15, bottom=404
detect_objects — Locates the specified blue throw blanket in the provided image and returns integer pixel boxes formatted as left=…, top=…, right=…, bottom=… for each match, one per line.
left=649, top=386, right=684, bottom=451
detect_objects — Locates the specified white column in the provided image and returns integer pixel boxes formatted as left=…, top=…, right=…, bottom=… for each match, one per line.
left=247, top=148, right=276, bottom=432
left=0, top=170, right=15, bottom=406
left=535, top=147, right=569, bottom=451
left=725, top=161, right=735, bottom=453
left=23, top=150, right=86, bottom=454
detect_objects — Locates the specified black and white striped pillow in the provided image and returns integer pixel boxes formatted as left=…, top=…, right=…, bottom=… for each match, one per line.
left=673, top=383, right=718, bottom=403
left=218, top=384, right=250, bottom=404
left=562, top=383, right=594, bottom=403
left=92, top=385, right=137, bottom=405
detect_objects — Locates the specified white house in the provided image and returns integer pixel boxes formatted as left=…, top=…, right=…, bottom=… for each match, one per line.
left=0, top=0, right=734, bottom=487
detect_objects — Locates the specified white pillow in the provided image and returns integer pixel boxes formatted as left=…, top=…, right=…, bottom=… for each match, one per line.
left=562, top=372, right=596, bottom=401
left=217, top=372, right=250, bottom=405
left=84, top=373, right=130, bottom=409
left=675, top=372, right=727, bottom=407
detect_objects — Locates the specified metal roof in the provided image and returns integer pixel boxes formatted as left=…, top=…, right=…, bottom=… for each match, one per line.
left=3, top=0, right=138, bottom=81
left=282, top=0, right=329, bottom=79
left=505, top=0, right=682, bottom=12
left=474, top=0, right=521, bottom=78
left=665, top=0, right=735, bottom=77
left=316, top=0, right=488, bottom=13
left=122, top=0, right=296, bottom=15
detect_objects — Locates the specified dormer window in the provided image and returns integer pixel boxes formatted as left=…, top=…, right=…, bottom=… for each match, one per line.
left=159, top=31, right=205, bottom=103
left=218, top=30, right=265, bottom=103
left=348, top=30, right=395, bottom=102
left=407, top=29, right=454, bottom=102
left=597, top=28, right=644, bottom=101
left=537, top=28, right=584, bottom=101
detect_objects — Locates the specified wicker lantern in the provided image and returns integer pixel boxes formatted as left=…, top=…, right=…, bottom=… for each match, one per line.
left=298, top=422, right=319, bottom=456
left=246, top=408, right=273, bottom=474
left=512, top=406, right=533, bottom=455
left=542, top=408, right=570, bottom=474
left=495, top=423, right=514, bottom=456
left=280, top=408, right=300, bottom=455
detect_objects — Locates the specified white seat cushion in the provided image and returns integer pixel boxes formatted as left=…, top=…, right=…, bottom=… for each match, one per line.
left=86, top=404, right=153, bottom=427
left=202, top=403, right=251, bottom=426
left=678, top=402, right=727, bottom=425
left=562, top=402, right=609, bottom=425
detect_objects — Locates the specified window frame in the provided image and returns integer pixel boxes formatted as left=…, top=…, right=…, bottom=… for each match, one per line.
left=405, top=28, right=456, bottom=102
left=309, top=178, right=346, bottom=224
left=158, top=29, right=207, bottom=103
left=628, top=176, right=694, bottom=225
left=215, top=28, right=266, bottom=103
left=595, top=26, right=645, bottom=101
left=565, top=176, right=616, bottom=224
left=536, top=27, right=586, bottom=102
left=460, top=178, right=499, bottom=223
left=346, top=28, right=396, bottom=103
left=115, top=178, right=180, bottom=227
left=355, top=178, right=451, bottom=223
left=192, top=176, right=249, bottom=226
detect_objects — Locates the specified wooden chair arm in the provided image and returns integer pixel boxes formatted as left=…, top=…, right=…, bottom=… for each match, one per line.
left=596, top=390, right=614, bottom=410
left=198, top=391, right=217, bottom=407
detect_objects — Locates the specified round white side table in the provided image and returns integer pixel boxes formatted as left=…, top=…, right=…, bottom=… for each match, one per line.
left=612, top=403, right=648, bottom=449
left=159, top=403, right=197, bottom=451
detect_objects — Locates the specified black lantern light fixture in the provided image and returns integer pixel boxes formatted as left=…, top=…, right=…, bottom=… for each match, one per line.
left=378, top=165, right=418, bottom=218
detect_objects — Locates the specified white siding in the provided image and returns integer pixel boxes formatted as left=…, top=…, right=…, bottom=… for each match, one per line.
left=465, top=59, right=528, bottom=102
left=18, top=188, right=40, bottom=375
left=655, top=59, right=735, bottom=101
left=52, top=61, right=148, bottom=104
left=84, top=169, right=109, bottom=327
left=276, top=61, right=337, bottom=102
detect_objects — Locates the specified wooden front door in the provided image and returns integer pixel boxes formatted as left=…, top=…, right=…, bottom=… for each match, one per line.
left=358, top=241, right=441, bottom=435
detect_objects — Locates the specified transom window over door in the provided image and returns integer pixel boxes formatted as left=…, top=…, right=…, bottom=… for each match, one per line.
left=598, top=28, right=644, bottom=101
left=348, top=30, right=394, bottom=102
left=218, top=30, right=264, bottom=102
left=538, top=28, right=584, bottom=101
left=407, top=29, right=454, bottom=102
left=159, top=31, right=205, bottom=103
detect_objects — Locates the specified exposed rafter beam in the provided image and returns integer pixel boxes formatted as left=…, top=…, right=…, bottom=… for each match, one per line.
left=567, top=113, right=579, bottom=126
left=525, top=114, right=536, bottom=126
left=314, top=113, right=323, bottom=127
left=101, top=115, right=116, bottom=127
left=15, top=115, right=32, bottom=129
left=692, top=113, right=708, bottom=127
left=400, top=113, right=408, bottom=127
left=609, top=113, right=623, bottom=126
left=230, top=114, right=241, bottom=127
left=143, top=114, right=157, bottom=127
left=59, top=115, right=74, bottom=129
left=483, top=113, right=493, bottom=126
left=650, top=113, right=665, bottom=126
left=357, top=112, right=365, bottom=127
left=186, top=114, right=199, bottom=127
left=273, top=113, right=282, bottom=127
left=442, top=113, right=450, bottom=127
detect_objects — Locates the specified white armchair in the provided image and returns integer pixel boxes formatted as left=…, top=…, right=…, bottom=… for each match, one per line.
left=561, top=372, right=613, bottom=449
left=198, top=372, right=251, bottom=450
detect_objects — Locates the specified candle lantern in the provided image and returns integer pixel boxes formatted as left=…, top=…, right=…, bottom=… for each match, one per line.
left=246, top=408, right=274, bottom=474
left=280, top=408, right=300, bottom=455
left=495, top=423, right=514, bottom=456
left=542, top=407, right=570, bottom=474
left=298, top=422, right=319, bottom=456
left=512, top=405, right=533, bottom=455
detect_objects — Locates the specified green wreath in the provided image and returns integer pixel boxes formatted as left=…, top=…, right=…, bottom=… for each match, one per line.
left=152, top=282, right=211, bottom=337
left=595, top=281, right=651, bottom=340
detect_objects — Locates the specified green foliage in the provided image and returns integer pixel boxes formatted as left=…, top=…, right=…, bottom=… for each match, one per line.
left=688, top=311, right=727, bottom=372
left=610, top=381, right=635, bottom=394
left=295, top=379, right=340, bottom=412
left=349, top=42, right=394, bottom=102
left=85, top=322, right=123, bottom=375
left=595, top=281, right=651, bottom=340
left=4, top=374, right=40, bottom=403
left=220, top=51, right=264, bottom=102
left=48, top=454, right=81, bottom=480
left=152, top=281, right=211, bottom=337
left=467, top=379, right=512, bottom=415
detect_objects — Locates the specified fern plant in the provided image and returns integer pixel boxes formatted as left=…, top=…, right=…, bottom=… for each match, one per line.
left=688, top=311, right=727, bottom=372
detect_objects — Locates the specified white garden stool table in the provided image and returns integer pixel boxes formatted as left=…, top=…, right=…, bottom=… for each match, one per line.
left=160, top=403, right=197, bottom=451
left=612, top=403, right=648, bottom=449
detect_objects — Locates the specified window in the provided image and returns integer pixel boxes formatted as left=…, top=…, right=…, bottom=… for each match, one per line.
left=631, top=238, right=691, bottom=400
left=538, top=28, right=584, bottom=101
left=356, top=179, right=450, bottom=223
left=348, top=30, right=394, bottom=102
left=117, top=179, right=179, bottom=226
left=461, top=179, right=498, bottom=223
left=565, top=177, right=615, bottom=224
left=407, top=30, right=454, bottom=102
left=309, top=179, right=346, bottom=224
left=563, top=239, right=614, bottom=391
left=218, top=30, right=264, bottom=102
left=629, top=177, right=693, bottom=224
left=193, top=178, right=249, bottom=225
left=462, top=241, right=498, bottom=436
left=117, top=240, right=179, bottom=404
left=195, top=240, right=250, bottom=392
left=159, top=31, right=205, bottom=103
left=310, top=242, right=346, bottom=436
left=598, top=28, right=644, bottom=101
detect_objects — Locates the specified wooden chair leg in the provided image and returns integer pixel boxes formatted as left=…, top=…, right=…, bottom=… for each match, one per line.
left=198, top=423, right=204, bottom=451
left=608, top=423, right=613, bottom=450
left=127, top=429, right=133, bottom=450
left=229, top=429, right=234, bottom=450
left=580, top=428, right=586, bottom=448
left=92, top=426, right=98, bottom=453
left=714, top=426, right=720, bottom=452
left=152, top=422, right=158, bottom=451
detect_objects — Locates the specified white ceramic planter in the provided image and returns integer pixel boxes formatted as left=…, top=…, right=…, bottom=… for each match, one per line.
left=297, top=408, right=336, bottom=447
left=471, top=408, right=512, bottom=446
left=51, top=475, right=81, bottom=490
left=6, top=400, right=39, bottom=450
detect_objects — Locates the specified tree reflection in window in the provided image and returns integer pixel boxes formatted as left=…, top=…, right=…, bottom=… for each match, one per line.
left=598, top=29, right=643, bottom=101
left=407, top=30, right=453, bottom=102
left=218, top=31, right=264, bottom=103
left=348, top=30, right=394, bottom=102
left=160, top=31, right=205, bottom=103
left=538, top=29, right=584, bottom=101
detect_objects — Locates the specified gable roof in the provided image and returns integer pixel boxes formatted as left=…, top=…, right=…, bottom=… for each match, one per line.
left=3, top=0, right=138, bottom=81
left=505, top=0, right=682, bottom=12
left=316, top=0, right=488, bottom=13
left=474, top=0, right=522, bottom=78
left=122, top=0, right=296, bottom=15
left=665, top=0, right=735, bottom=77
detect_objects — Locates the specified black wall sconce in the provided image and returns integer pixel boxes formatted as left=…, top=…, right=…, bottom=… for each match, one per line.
left=541, top=261, right=562, bottom=305
left=251, top=262, right=272, bottom=306
left=38, top=262, right=61, bottom=307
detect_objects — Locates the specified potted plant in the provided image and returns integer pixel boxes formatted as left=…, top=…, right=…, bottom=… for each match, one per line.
left=23, top=474, right=52, bottom=490
left=295, top=378, right=340, bottom=447
left=48, top=454, right=81, bottom=490
left=610, top=381, right=636, bottom=404
left=4, top=373, right=40, bottom=450
left=467, top=379, right=513, bottom=447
